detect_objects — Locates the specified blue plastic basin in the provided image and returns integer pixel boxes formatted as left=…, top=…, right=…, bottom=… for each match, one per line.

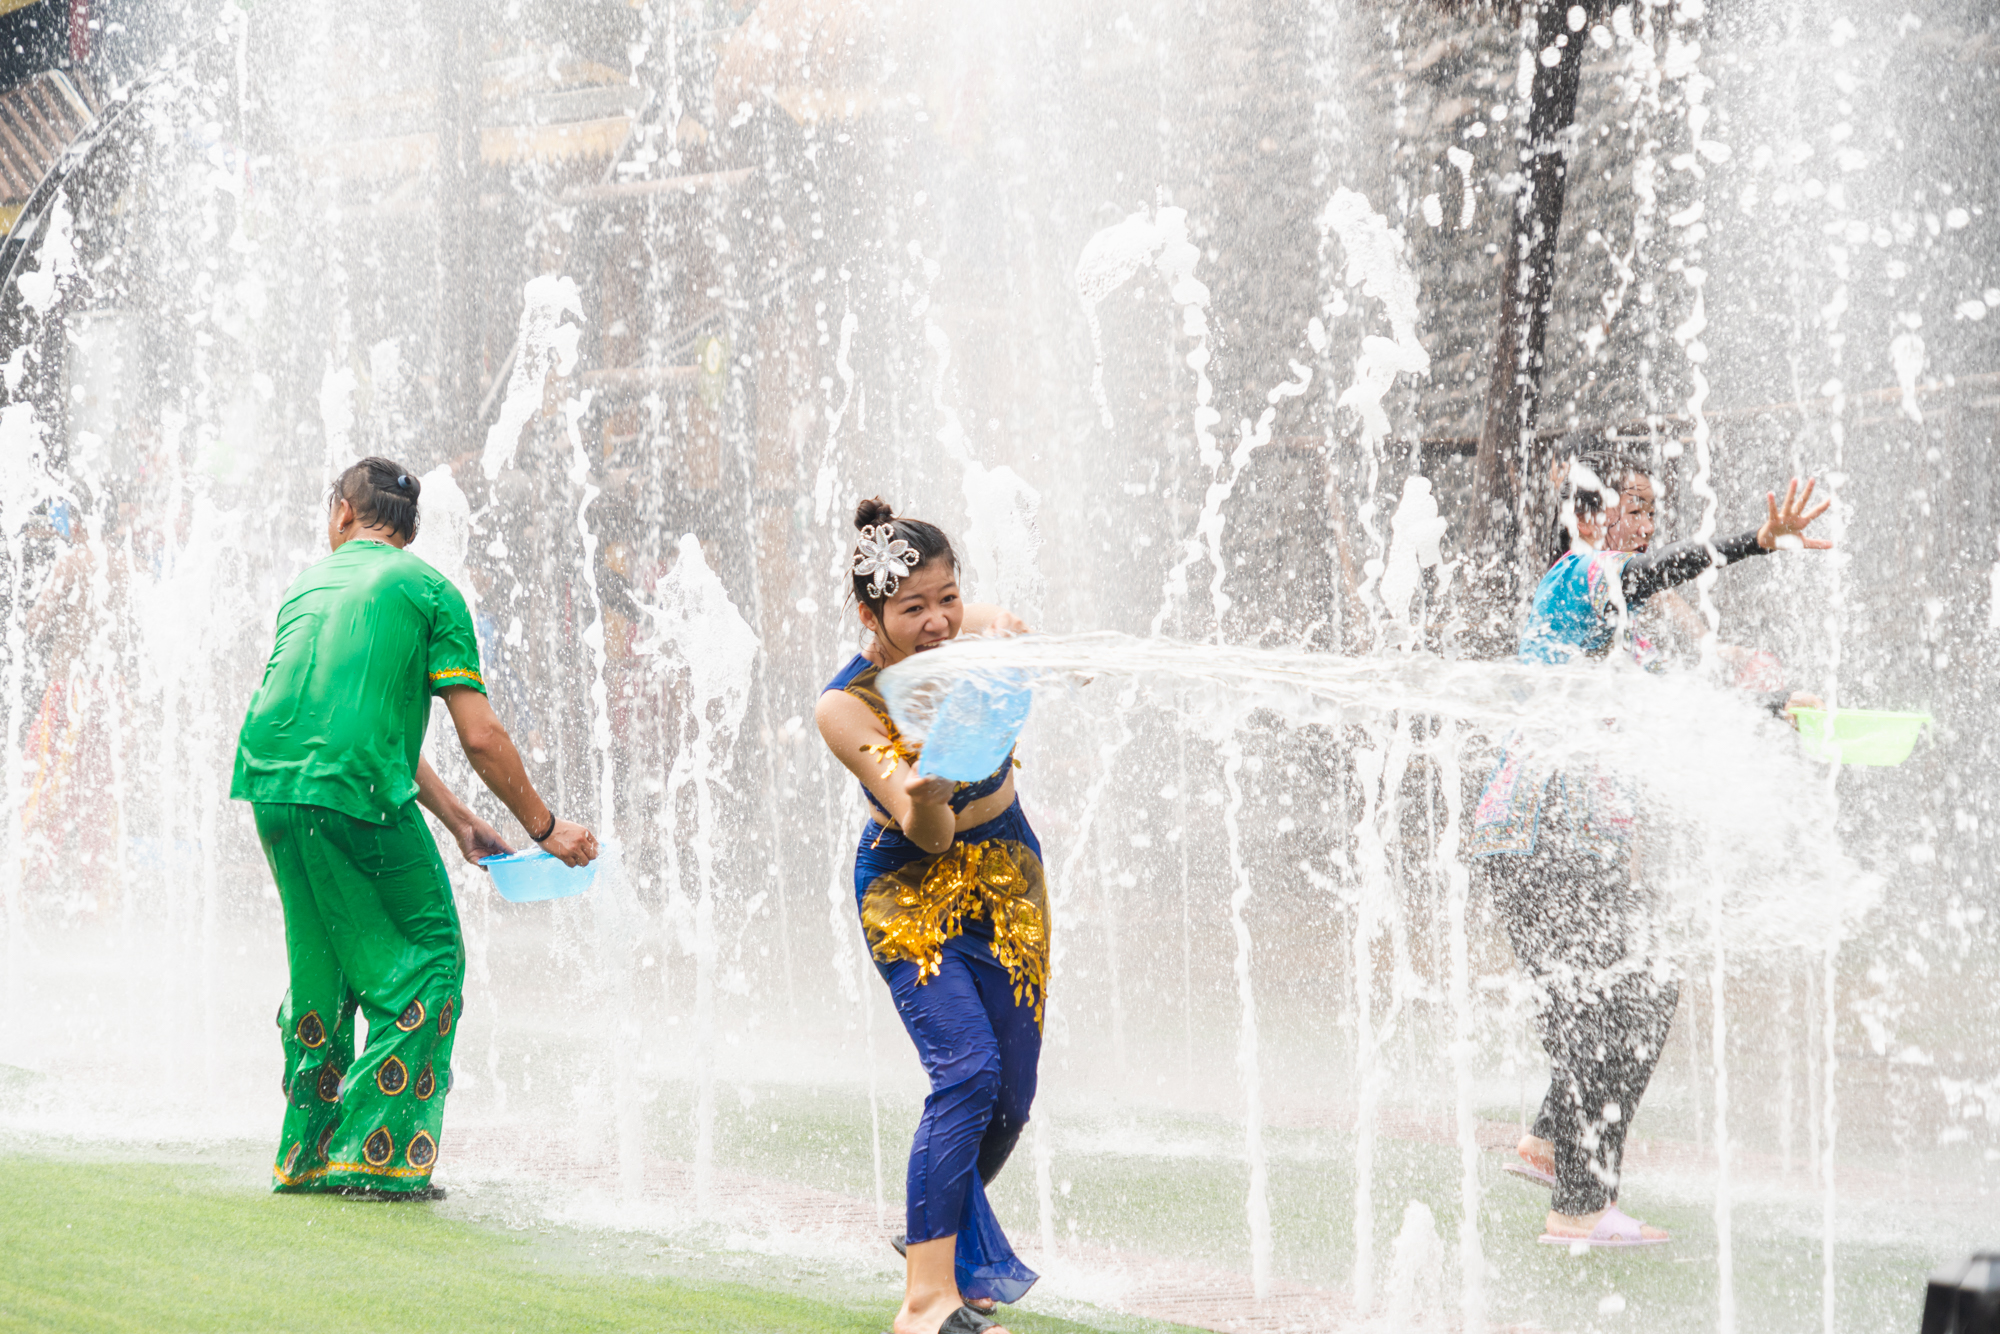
left=482, top=849, right=596, bottom=903
left=918, top=669, right=1033, bottom=782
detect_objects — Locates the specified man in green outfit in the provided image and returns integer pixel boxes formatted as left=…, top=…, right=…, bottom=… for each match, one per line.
left=232, top=456, right=597, bottom=1199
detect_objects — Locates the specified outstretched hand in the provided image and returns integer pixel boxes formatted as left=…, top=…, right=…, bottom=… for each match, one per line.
left=958, top=602, right=1032, bottom=641
left=1757, top=477, right=1833, bottom=551
left=982, top=610, right=1031, bottom=637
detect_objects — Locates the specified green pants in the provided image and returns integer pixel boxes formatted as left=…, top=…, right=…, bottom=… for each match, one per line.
left=254, top=801, right=466, bottom=1194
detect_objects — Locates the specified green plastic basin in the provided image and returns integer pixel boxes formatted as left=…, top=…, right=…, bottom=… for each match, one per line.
left=1791, top=708, right=1931, bottom=767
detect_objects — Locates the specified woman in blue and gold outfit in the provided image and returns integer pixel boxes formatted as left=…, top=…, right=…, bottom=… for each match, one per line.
left=815, top=497, right=1042, bottom=1334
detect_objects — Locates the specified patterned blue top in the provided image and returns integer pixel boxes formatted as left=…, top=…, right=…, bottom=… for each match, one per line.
left=1473, top=531, right=1771, bottom=859
left=822, top=653, right=1013, bottom=823
left=1472, top=547, right=1652, bottom=859
left=1519, top=547, right=1652, bottom=667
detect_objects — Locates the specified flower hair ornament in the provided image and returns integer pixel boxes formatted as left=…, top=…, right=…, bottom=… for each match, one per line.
left=852, top=523, right=916, bottom=598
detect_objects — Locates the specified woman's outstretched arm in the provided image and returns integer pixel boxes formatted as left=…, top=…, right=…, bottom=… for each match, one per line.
left=1620, top=477, right=1831, bottom=605
left=1619, top=530, right=1769, bottom=604
left=961, top=603, right=1031, bottom=636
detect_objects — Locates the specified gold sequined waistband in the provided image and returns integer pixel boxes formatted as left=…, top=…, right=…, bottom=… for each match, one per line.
left=859, top=837, right=1050, bottom=1024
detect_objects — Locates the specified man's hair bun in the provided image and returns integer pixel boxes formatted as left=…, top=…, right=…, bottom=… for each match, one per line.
left=330, top=455, right=422, bottom=543
left=854, top=496, right=896, bottom=529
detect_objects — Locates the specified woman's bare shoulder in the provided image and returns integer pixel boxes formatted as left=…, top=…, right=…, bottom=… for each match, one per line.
left=815, top=684, right=885, bottom=738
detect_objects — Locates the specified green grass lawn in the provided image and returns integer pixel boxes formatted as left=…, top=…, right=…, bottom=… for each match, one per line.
left=0, top=1157, right=1189, bottom=1334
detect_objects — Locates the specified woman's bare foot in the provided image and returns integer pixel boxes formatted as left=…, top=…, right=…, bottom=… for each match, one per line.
left=1543, top=1206, right=1669, bottom=1242
left=1517, top=1134, right=1554, bottom=1176
left=894, top=1235, right=1009, bottom=1334
left=891, top=1292, right=1010, bottom=1334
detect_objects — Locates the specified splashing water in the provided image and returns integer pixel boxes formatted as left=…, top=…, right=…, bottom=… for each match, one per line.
left=1074, top=206, right=1209, bottom=434
left=881, top=632, right=1879, bottom=952
left=482, top=274, right=585, bottom=481
left=0, top=9, right=1992, bottom=1334
left=634, top=534, right=760, bottom=1211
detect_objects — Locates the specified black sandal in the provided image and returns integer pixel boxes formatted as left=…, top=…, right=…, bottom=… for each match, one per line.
left=879, top=1303, right=1000, bottom=1334
left=328, top=1185, right=447, bottom=1203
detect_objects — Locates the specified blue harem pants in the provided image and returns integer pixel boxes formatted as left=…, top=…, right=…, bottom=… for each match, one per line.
left=881, top=939, right=1040, bottom=1241
left=857, top=803, right=1043, bottom=1305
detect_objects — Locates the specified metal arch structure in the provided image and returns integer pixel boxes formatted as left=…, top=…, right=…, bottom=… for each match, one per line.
left=0, top=60, right=164, bottom=320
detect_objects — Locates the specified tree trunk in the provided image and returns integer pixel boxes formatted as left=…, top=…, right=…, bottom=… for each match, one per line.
left=1464, top=0, right=1603, bottom=652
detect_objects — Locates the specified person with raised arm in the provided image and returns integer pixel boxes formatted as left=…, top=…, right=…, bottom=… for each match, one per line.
left=232, top=457, right=597, bottom=1200
left=1471, top=454, right=1830, bottom=1248
left=815, top=497, right=1041, bottom=1334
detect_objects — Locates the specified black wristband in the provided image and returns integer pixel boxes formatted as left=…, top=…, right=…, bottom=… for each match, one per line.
left=530, top=812, right=557, bottom=843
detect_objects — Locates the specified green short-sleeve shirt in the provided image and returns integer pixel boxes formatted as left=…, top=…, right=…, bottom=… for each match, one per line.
left=231, top=540, right=486, bottom=825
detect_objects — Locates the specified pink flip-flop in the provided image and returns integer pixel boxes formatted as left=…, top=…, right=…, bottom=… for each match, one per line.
left=1501, top=1159, right=1556, bottom=1189
left=1537, top=1205, right=1670, bottom=1249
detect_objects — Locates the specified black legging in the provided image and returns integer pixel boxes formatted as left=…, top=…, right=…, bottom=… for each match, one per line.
left=1482, top=812, right=1680, bottom=1216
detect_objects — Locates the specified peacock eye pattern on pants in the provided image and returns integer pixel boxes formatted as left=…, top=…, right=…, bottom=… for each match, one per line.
left=376, top=1057, right=408, bottom=1097
left=258, top=787, right=466, bottom=1196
